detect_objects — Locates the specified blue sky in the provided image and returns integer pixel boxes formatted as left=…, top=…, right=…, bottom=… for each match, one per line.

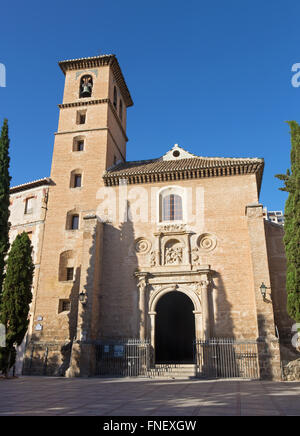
left=1, top=0, right=300, bottom=211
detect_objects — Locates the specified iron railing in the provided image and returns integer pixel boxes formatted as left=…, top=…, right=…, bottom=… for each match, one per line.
left=194, top=338, right=259, bottom=379
left=94, top=339, right=150, bottom=377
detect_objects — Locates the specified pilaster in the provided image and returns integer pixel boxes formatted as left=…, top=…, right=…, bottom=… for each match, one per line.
left=67, top=214, right=103, bottom=377
left=246, top=203, right=281, bottom=380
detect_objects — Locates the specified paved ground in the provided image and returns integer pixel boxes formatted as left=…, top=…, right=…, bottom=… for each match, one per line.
left=0, top=376, right=300, bottom=416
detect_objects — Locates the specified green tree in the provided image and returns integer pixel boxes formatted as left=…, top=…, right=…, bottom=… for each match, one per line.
left=275, top=121, right=300, bottom=322
left=0, top=119, right=11, bottom=300
left=0, top=232, right=34, bottom=375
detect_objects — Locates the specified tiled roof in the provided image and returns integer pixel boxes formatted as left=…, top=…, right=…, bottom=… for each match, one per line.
left=10, top=177, right=52, bottom=194
left=103, top=156, right=264, bottom=190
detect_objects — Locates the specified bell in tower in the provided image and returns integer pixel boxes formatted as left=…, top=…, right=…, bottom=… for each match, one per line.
left=79, top=75, right=93, bottom=98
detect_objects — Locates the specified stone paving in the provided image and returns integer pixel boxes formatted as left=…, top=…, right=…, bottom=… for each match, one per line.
left=0, top=376, right=300, bottom=416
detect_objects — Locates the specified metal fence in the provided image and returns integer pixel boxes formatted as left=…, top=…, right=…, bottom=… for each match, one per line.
left=194, top=338, right=259, bottom=379
left=94, top=339, right=150, bottom=377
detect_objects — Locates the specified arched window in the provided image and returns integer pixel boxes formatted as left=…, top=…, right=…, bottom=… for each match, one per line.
left=162, top=194, right=183, bottom=221
left=79, top=75, right=93, bottom=98
left=113, top=86, right=117, bottom=108
left=58, top=250, right=74, bottom=281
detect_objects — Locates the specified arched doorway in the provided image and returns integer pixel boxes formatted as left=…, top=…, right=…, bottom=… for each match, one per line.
left=155, top=291, right=195, bottom=363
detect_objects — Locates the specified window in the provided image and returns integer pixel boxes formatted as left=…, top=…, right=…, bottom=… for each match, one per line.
left=66, top=267, right=74, bottom=281
left=62, top=301, right=70, bottom=311
left=113, top=86, right=117, bottom=108
left=58, top=250, right=74, bottom=281
left=71, top=215, right=79, bottom=230
left=76, top=140, right=84, bottom=151
left=76, top=110, right=86, bottom=125
left=70, top=169, right=83, bottom=188
left=119, top=99, right=123, bottom=120
left=74, top=174, right=82, bottom=188
left=58, top=299, right=71, bottom=313
left=79, top=75, right=93, bottom=98
left=162, top=194, right=183, bottom=221
left=158, top=187, right=185, bottom=223
left=25, top=197, right=34, bottom=214
left=73, top=138, right=84, bottom=152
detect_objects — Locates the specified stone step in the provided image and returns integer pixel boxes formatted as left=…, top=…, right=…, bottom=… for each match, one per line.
left=147, top=364, right=197, bottom=378
left=154, top=364, right=196, bottom=369
left=147, top=373, right=196, bottom=378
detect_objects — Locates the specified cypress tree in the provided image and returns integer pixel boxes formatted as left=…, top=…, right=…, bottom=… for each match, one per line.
left=275, top=121, right=300, bottom=323
left=0, top=119, right=11, bottom=299
left=0, top=232, right=34, bottom=375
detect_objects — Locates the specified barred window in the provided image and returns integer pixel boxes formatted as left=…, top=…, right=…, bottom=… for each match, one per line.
left=162, top=194, right=183, bottom=221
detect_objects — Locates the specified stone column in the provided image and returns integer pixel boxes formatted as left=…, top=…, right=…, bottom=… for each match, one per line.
left=201, top=280, right=210, bottom=340
left=149, top=311, right=156, bottom=365
left=137, top=276, right=147, bottom=341
left=246, top=203, right=281, bottom=380
left=193, top=311, right=202, bottom=341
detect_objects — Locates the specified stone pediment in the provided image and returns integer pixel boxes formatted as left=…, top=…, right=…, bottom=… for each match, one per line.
left=162, top=144, right=197, bottom=161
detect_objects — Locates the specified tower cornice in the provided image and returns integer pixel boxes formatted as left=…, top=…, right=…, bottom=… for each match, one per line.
left=57, top=98, right=129, bottom=142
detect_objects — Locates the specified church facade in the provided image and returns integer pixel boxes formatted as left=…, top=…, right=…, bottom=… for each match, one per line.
left=11, top=54, right=294, bottom=379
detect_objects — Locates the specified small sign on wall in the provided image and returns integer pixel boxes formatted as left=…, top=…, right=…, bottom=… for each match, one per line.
left=114, top=345, right=124, bottom=357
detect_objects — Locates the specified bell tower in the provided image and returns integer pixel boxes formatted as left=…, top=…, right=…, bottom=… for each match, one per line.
left=56, top=54, right=133, bottom=174
left=25, top=55, right=133, bottom=373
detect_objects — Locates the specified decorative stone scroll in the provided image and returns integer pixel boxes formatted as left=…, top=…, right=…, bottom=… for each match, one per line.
left=191, top=248, right=201, bottom=266
left=150, top=251, right=157, bottom=267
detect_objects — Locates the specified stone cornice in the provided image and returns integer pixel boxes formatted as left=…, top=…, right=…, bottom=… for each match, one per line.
left=135, top=265, right=211, bottom=280
left=10, top=219, right=46, bottom=229
left=55, top=127, right=108, bottom=135
left=58, top=98, right=109, bottom=109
